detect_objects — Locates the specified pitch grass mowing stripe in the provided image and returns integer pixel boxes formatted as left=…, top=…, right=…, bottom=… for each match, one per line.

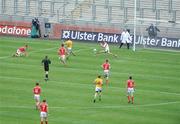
left=0, top=101, right=180, bottom=110
left=0, top=46, right=92, bottom=60
left=1, top=57, right=180, bottom=81
left=1, top=75, right=180, bottom=96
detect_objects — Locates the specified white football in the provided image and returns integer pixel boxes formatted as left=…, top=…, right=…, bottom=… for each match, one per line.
left=93, top=48, right=97, bottom=52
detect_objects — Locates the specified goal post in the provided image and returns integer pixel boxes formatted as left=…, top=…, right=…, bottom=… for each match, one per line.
left=133, top=0, right=137, bottom=51
left=133, top=0, right=180, bottom=51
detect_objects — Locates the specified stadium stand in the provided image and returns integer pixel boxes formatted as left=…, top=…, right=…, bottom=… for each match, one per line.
left=0, top=0, right=180, bottom=37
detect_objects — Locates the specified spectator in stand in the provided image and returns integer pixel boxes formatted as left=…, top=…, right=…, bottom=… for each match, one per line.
left=146, top=24, right=160, bottom=38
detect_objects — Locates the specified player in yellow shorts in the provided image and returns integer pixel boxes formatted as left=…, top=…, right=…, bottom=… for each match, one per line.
left=93, top=75, right=103, bottom=103
left=64, top=38, right=76, bottom=59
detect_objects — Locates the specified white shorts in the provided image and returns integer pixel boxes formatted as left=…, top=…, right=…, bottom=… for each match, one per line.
left=127, top=88, right=134, bottom=95
left=67, top=48, right=72, bottom=54
left=40, top=112, right=47, bottom=118
left=122, top=39, right=132, bottom=43
left=104, top=48, right=110, bottom=53
left=34, top=94, right=40, bottom=102
left=59, top=55, right=65, bottom=60
left=95, top=87, right=102, bottom=92
left=16, top=49, right=23, bottom=56
left=104, top=70, right=109, bottom=77
left=121, top=40, right=127, bottom=44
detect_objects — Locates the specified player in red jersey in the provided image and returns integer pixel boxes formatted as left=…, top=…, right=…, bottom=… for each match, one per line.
left=39, top=99, right=48, bottom=124
left=127, top=76, right=135, bottom=104
left=33, top=83, right=41, bottom=109
left=102, top=59, right=111, bottom=86
left=58, top=44, right=67, bottom=65
left=13, top=45, right=28, bottom=57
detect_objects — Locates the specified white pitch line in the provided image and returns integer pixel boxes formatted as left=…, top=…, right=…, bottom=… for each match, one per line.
left=1, top=75, right=180, bottom=96
left=0, top=101, right=180, bottom=110
left=28, top=47, right=58, bottom=54
left=0, top=46, right=92, bottom=60
left=142, top=48, right=180, bottom=54
left=0, top=56, right=10, bottom=59
left=0, top=47, right=57, bottom=60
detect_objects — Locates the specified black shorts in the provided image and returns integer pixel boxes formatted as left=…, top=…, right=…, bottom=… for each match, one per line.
left=44, top=67, right=49, bottom=71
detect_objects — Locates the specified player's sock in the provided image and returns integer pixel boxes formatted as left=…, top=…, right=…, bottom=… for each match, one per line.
left=36, top=102, right=39, bottom=109
left=127, top=43, right=130, bottom=49
left=72, top=52, right=76, bottom=56
left=45, top=74, right=48, bottom=79
left=119, top=43, right=123, bottom=48
left=94, top=93, right=97, bottom=99
left=128, top=96, right=130, bottom=103
left=41, top=121, right=43, bottom=124
left=66, top=55, right=69, bottom=60
left=94, top=93, right=97, bottom=102
left=62, top=60, right=66, bottom=65
left=131, top=96, right=134, bottom=104
left=36, top=103, right=38, bottom=109
left=45, top=121, right=48, bottom=124
left=99, top=95, right=101, bottom=101
left=106, top=80, right=109, bottom=86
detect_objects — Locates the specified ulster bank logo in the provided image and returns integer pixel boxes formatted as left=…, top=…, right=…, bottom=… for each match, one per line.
left=61, top=30, right=120, bottom=43
left=62, top=30, right=70, bottom=39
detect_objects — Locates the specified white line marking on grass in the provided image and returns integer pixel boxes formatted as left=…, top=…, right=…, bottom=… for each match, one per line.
left=0, top=47, right=92, bottom=60
left=0, top=101, right=180, bottom=110
left=52, top=101, right=180, bottom=109
left=0, top=47, right=57, bottom=60
left=1, top=75, right=180, bottom=96
left=29, top=47, right=58, bottom=54
left=79, top=101, right=180, bottom=109
left=0, top=56, right=10, bottom=59
left=139, top=48, right=180, bottom=55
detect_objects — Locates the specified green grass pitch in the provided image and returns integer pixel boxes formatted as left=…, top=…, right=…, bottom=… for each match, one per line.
left=0, top=36, right=180, bottom=124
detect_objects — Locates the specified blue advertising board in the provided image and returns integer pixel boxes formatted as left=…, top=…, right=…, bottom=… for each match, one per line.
left=61, top=30, right=180, bottom=49
left=61, top=30, right=120, bottom=43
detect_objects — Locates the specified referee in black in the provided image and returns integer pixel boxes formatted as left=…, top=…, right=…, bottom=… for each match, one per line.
left=41, top=56, right=51, bottom=81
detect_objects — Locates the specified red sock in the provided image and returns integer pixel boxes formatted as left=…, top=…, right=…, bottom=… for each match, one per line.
left=128, top=96, right=130, bottom=102
left=45, top=121, right=48, bottom=124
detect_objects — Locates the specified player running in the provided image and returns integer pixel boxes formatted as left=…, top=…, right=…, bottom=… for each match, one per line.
left=41, top=56, right=51, bottom=81
left=13, top=45, right=28, bottom=57
left=127, top=76, right=135, bottom=104
left=39, top=99, right=48, bottom=124
left=102, top=59, right=111, bottom=86
left=96, top=41, right=117, bottom=57
left=93, top=75, right=103, bottom=103
left=64, top=38, right=76, bottom=59
left=33, top=83, right=41, bottom=109
left=58, top=44, right=67, bottom=65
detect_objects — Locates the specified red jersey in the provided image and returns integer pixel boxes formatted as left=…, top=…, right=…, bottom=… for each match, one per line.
left=127, top=79, right=135, bottom=88
left=102, top=63, right=110, bottom=70
left=40, top=102, right=48, bottom=112
left=58, top=47, right=66, bottom=56
left=18, top=47, right=26, bottom=52
left=33, top=86, right=41, bottom=95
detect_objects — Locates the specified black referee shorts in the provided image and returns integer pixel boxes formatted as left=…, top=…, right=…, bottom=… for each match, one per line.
left=44, top=67, right=49, bottom=71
